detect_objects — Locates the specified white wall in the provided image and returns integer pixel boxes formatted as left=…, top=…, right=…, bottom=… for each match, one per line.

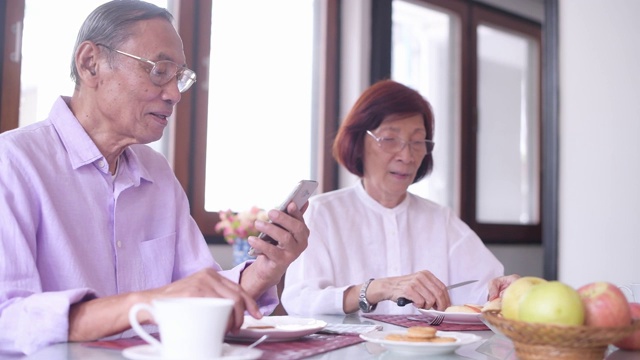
left=559, top=0, right=640, bottom=288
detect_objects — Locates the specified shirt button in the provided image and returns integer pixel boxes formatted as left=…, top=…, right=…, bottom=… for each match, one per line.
left=98, top=160, right=105, bottom=168
left=117, top=240, right=122, bottom=248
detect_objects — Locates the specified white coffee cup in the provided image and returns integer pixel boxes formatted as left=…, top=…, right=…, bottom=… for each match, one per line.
left=129, top=297, right=234, bottom=359
left=620, top=283, right=640, bottom=302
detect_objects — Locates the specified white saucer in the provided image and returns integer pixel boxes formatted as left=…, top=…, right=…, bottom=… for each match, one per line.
left=225, top=315, right=327, bottom=342
left=122, top=344, right=262, bottom=360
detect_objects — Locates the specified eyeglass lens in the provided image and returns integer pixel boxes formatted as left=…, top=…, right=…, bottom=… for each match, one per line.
left=367, top=131, right=434, bottom=154
left=380, top=138, right=431, bottom=153
left=150, top=61, right=196, bottom=93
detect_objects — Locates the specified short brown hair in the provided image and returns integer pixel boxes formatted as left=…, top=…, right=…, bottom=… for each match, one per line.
left=332, top=79, right=435, bottom=182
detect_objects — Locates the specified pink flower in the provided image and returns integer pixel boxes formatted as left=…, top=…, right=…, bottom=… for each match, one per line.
left=214, top=207, right=267, bottom=244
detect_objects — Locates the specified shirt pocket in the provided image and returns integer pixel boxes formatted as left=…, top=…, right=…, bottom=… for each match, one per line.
left=139, top=232, right=176, bottom=288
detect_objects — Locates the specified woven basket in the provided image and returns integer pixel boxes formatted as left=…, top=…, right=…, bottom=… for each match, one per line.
left=482, top=310, right=640, bottom=360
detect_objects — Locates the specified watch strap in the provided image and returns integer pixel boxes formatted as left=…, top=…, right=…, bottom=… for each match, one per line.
left=359, top=278, right=377, bottom=313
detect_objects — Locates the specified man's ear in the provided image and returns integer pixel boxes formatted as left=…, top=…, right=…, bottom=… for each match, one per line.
left=75, top=41, right=101, bottom=86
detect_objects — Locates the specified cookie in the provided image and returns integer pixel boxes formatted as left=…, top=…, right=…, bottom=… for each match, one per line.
left=246, top=325, right=275, bottom=329
left=406, top=326, right=437, bottom=339
left=384, top=333, right=408, bottom=341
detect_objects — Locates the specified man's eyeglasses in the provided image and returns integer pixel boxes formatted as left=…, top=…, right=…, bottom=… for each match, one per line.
left=97, top=44, right=196, bottom=93
left=366, top=130, right=435, bottom=155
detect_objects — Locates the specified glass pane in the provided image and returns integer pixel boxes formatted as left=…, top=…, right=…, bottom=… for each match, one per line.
left=391, top=0, right=461, bottom=212
left=20, top=0, right=171, bottom=155
left=476, top=24, right=540, bottom=224
left=205, top=1, right=315, bottom=212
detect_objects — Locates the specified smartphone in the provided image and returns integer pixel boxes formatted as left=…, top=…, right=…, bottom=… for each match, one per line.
left=247, top=180, right=318, bottom=256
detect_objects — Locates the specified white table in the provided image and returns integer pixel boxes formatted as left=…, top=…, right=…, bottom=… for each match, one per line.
left=9, top=314, right=638, bottom=359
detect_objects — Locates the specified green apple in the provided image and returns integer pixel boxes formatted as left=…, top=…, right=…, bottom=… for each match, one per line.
left=501, top=276, right=547, bottom=320
left=518, top=281, right=585, bottom=326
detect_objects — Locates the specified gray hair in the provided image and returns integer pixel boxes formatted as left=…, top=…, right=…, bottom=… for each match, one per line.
left=70, top=0, right=174, bottom=85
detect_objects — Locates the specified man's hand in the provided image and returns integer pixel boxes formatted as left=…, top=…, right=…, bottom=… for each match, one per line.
left=241, top=201, right=310, bottom=297
left=69, top=268, right=261, bottom=342
left=152, top=268, right=262, bottom=332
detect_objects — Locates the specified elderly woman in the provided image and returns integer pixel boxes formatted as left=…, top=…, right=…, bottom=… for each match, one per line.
left=281, top=80, right=518, bottom=315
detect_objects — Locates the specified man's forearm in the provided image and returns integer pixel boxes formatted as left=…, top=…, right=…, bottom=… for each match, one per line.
left=68, top=291, right=149, bottom=342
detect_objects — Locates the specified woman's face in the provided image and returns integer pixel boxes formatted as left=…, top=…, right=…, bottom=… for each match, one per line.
left=362, top=114, right=427, bottom=207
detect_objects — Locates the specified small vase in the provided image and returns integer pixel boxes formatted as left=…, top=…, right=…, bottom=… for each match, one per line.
left=232, top=238, right=255, bottom=266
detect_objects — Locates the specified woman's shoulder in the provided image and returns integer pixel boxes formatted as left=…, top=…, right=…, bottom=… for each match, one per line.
left=407, top=192, right=451, bottom=212
left=305, top=186, right=358, bottom=218
left=310, top=185, right=356, bottom=204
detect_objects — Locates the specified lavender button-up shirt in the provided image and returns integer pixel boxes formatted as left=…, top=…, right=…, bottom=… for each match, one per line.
left=0, top=97, right=276, bottom=355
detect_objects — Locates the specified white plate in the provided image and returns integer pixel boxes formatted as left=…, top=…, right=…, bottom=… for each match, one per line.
left=122, top=344, right=262, bottom=360
left=225, top=315, right=327, bottom=342
left=359, top=331, right=482, bottom=356
left=417, top=308, right=483, bottom=325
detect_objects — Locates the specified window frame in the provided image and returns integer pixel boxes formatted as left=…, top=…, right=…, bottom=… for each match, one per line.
left=372, top=0, right=543, bottom=244
left=176, top=0, right=341, bottom=244
left=0, top=0, right=551, bottom=247
left=0, top=1, right=23, bottom=133
left=466, top=4, right=542, bottom=244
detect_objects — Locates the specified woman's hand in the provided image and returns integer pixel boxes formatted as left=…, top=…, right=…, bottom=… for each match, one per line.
left=487, top=274, right=521, bottom=300
left=368, top=271, right=451, bottom=311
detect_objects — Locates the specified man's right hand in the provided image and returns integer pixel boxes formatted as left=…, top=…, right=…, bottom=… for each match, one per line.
left=69, top=268, right=262, bottom=342
left=150, top=268, right=262, bottom=332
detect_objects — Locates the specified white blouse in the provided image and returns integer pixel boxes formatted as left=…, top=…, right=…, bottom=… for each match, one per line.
left=281, top=181, right=504, bottom=315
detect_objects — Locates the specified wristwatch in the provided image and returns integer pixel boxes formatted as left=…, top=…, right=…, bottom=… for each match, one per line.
left=359, top=278, right=377, bottom=313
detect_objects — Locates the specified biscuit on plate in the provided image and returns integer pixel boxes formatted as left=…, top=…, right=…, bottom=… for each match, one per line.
left=384, top=333, right=411, bottom=341
left=384, top=333, right=434, bottom=342
left=406, top=326, right=437, bottom=339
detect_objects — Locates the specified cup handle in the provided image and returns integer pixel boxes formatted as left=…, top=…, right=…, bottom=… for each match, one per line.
left=619, top=286, right=633, bottom=301
left=129, top=303, right=162, bottom=348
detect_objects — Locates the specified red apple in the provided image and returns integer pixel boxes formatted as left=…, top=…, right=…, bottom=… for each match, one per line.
left=578, top=281, right=631, bottom=327
left=614, top=302, right=640, bottom=350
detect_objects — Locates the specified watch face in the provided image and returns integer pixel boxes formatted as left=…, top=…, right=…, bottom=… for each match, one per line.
left=359, top=301, right=370, bottom=312
left=359, top=298, right=372, bottom=312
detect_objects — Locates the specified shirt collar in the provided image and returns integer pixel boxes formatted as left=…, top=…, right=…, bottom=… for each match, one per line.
left=49, top=96, right=153, bottom=183
left=354, top=180, right=411, bottom=213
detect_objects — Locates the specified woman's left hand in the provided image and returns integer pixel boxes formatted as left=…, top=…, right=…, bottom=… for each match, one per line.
left=487, top=274, right=520, bottom=300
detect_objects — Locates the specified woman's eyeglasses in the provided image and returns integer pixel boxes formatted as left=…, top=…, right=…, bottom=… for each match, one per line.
left=366, top=130, right=435, bottom=154
left=97, top=44, right=196, bottom=93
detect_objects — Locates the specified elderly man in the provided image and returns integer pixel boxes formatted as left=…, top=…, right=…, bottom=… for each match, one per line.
left=0, top=0, right=308, bottom=355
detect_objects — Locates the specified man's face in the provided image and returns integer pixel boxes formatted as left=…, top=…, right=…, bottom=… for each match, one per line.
left=95, top=18, right=186, bottom=145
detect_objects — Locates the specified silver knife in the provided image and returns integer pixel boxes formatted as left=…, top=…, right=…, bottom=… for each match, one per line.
left=396, top=279, right=479, bottom=307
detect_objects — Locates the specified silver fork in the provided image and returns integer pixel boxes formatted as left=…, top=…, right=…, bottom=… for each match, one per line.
left=407, top=314, right=445, bottom=326
left=429, top=314, right=445, bottom=326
